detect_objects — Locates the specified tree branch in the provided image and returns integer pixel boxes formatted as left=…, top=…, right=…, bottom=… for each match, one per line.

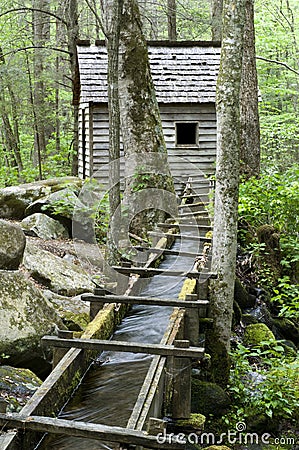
left=256, top=55, right=299, bottom=76
left=0, top=7, right=67, bottom=25
left=1, top=46, right=71, bottom=59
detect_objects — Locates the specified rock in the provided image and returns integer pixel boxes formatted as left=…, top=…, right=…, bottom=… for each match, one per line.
left=25, top=188, right=95, bottom=242
left=243, top=323, right=275, bottom=347
left=23, top=242, right=95, bottom=296
left=246, top=302, right=273, bottom=328
left=272, top=317, right=299, bottom=346
left=0, top=177, right=82, bottom=220
left=0, top=270, right=64, bottom=371
left=21, top=213, right=69, bottom=240
left=191, top=380, right=231, bottom=417
left=0, top=220, right=26, bottom=269
left=0, top=365, right=42, bottom=412
left=241, top=313, right=259, bottom=325
left=234, top=278, right=256, bottom=310
left=44, top=290, right=90, bottom=331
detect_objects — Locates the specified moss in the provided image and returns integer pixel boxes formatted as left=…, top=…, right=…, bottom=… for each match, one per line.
left=205, top=335, right=231, bottom=387
left=176, top=413, right=206, bottom=430
left=243, top=323, right=275, bottom=347
left=179, top=279, right=197, bottom=300
left=63, top=311, right=89, bottom=331
left=204, top=446, right=231, bottom=450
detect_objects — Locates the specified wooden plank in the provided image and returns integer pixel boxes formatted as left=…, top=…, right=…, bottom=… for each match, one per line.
left=81, top=293, right=209, bottom=309
left=111, top=266, right=215, bottom=278
left=42, top=336, right=205, bottom=358
left=133, top=246, right=206, bottom=258
left=0, top=415, right=184, bottom=449
left=148, top=232, right=212, bottom=242
left=156, top=223, right=212, bottom=231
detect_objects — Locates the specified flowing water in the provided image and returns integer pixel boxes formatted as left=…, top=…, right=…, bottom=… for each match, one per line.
left=39, top=233, right=203, bottom=449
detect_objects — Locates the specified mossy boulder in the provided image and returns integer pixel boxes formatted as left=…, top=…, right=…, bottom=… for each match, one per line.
left=0, top=365, right=42, bottom=412
left=176, top=413, right=206, bottom=432
left=44, top=290, right=90, bottom=331
left=0, top=270, right=64, bottom=369
left=21, top=213, right=69, bottom=240
left=0, top=177, right=82, bottom=220
left=243, top=323, right=275, bottom=347
left=23, top=242, right=95, bottom=296
left=191, top=380, right=231, bottom=417
left=0, top=220, right=26, bottom=269
left=234, top=278, right=256, bottom=310
left=272, top=317, right=299, bottom=346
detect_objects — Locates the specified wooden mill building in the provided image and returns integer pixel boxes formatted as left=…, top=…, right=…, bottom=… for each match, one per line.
left=76, top=40, right=221, bottom=193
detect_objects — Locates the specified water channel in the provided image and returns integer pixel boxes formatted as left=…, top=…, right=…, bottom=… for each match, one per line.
left=38, top=231, right=204, bottom=449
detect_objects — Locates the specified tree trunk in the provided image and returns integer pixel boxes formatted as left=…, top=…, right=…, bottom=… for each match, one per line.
left=118, top=0, right=176, bottom=237
left=167, top=0, right=177, bottom=41
left=206, top=0, right=245, bottom=387
left=101, top=0, right=123, bottom=264
left=211, top=0, right=223, bottom=41
left=239, top=0, right=260, bottom=178
left=65, top=0, right=80, bottom=176
left=32, top=0, right=50, bottom=176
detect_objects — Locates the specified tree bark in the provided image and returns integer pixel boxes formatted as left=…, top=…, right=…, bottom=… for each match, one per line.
left=101, top=0, right=123, bottom=264
left=211, top=0, right=223, bottom=41
left=167, top=0, right=177, bottom=41
left=118, top=0, right=176, bottom=237
left=206, top=0, right=246, bottom=387
left=65, top=0, right=80, bottom=176
left=239, top=0, right=260, bottom=178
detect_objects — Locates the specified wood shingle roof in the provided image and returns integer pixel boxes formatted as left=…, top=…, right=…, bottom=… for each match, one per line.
left=77, top=40, right=221, bottom=104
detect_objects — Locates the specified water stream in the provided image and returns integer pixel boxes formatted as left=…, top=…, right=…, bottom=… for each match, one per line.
left=39, top=232, right=203, bottom=449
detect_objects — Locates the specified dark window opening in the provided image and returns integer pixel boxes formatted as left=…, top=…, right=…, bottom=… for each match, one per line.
left=176, top=122, right=198, bottom=146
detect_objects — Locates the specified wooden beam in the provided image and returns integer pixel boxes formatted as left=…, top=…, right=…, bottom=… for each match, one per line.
left=156, top=223, right=212, bottom=231
left=81, top=293, right=209, bottom=309
left=0, top=415, right=184, bottom=449
left=111, top=266, right=216, bottom=279
left=148, top=232, right=212, bottom=242
left=42, top=336, right=204, bottom=358
left=134, top=246, right=204, bottom=258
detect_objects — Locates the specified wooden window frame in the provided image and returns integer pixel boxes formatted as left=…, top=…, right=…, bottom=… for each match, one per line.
left=175, top=121, right=199, bottom=148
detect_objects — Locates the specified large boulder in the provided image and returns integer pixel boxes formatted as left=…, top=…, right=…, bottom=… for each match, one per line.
left=23, top=242, right=95, bottom=296
left=44, top=290, right=90, bottom=331
left=0, top=365, right=42, bottom=412
left=0, top=220, right=26, bottom=269
left=0, top=270, right=64, bottom=370
left=0, top=177, right=82, bottom=220
left=191, top=380, right=231, bottom=417
left=243, top=323, right=275, bottom=347
left=21, top=213, right=69, bottom=240
left=25, top=188, right=95, bottom=241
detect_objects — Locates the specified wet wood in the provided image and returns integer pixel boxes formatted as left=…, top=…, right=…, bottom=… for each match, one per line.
left=172, top=340, right=191, bottom=418
left=81, top=293, right=209, bottom=309
left=148, top=232, right=212, bottom=242
left=112, top=266, right=216, bottom=279
left=42, top=335, right=205, bottom=358
left=156, top=223, right=212, bottom=231
left=134, top=245, right=205, bottom=258
left=0, top=414, right=184, bottom=449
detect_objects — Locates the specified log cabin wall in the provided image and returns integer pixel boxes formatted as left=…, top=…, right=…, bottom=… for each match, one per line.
left=77, top=41, right=220, bottom=193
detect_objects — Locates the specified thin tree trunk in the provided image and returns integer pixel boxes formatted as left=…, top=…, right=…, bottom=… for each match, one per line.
left=239, top=0, right=260, bottom=178
left=167, top=0, right=177, bottom=41
left=206, top=0, right=246, bottom=387
left=65, top=0, right=80, bottom=176
left=211, top=0, right=223, bottom=41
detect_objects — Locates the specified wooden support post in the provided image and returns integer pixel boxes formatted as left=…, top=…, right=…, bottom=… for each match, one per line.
left=52, top=330, right=73, bottom=368
left=143, top=418, right=167, bottom=450
left=184, top=294, right=200, bottom=346
left=90, top=287, right=106, bottom=321
left=0, top=399, right=7, bottom=413
left=171, top=340, right=191, bottom=419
